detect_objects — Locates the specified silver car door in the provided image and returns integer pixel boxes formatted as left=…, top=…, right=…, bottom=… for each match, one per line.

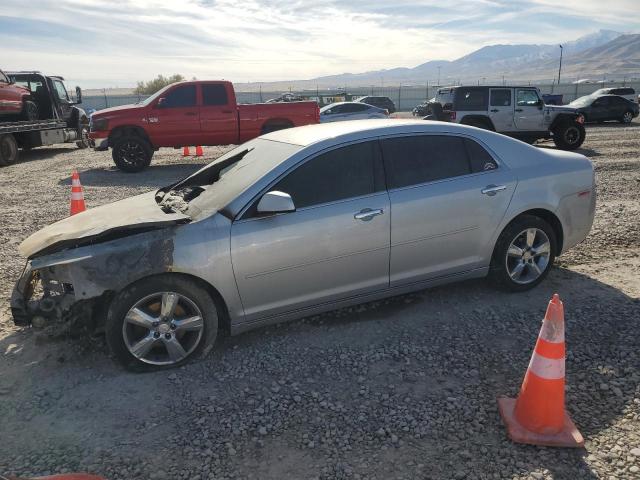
left=382, top=134, right=516, bottom=286
left=230, top=140, right=390, bottom=323
left=514, top=89, right=544, bottom=130
left=489, top=88, right=515, bottom=131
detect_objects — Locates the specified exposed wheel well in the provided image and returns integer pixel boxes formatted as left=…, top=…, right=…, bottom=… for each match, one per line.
left=109, top=126, right=151, bottom=145
left=460, top=115, right=495, bottom=131
left=261, top=119, right=294, bottom=134
left=107, top=272, right=232, bottom=336
left=507, top=209, right=564, bottom=253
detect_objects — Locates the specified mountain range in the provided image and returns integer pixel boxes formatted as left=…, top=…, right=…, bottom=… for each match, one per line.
left=237, top=30, right=640, bottom=90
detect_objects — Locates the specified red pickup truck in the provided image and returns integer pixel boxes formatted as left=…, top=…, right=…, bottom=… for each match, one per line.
left=89, top=80, right=319, bottom=172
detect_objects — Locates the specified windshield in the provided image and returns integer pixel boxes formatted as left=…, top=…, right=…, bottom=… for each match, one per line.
left=139, top=84, right=174, bottom=106
left=569, top=96, right=593, bottom=107
left=157, top=138, right=303, bottom=219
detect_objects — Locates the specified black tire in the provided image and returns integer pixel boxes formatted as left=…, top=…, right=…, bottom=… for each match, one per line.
left=261, top=122, right=293, bottom=135
left=489, top=215, right=557, bottom=292
left=111, top=135, right=153, bottom=172
left=106, top=275, right=218, bottom=371
left=76, top=126, right=90, bottom=149
left=0, top=134, right=19, bottom=166
left=552, top=122, right=585, bottom=150
left=620, top=111, right=634, bottom=124
left=21, top=100, right=39, bottom=121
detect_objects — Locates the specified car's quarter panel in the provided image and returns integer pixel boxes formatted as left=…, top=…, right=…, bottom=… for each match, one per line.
left=383, top=134, right=517, bottom=284
left=230, top=192, right=391, bottom=322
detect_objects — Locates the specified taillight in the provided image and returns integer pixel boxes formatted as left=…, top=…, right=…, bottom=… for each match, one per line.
left=450, top=111, right=456, bottom=121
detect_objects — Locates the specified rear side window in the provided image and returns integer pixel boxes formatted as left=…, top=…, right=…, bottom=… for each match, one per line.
left=454, top=88, right=488, bottom=110
left=490, top=89, right=511, bottom=107
left=464, top=139, right=498, bottom=172
left=272, top=141, right=383, bottom=209
left=202, top=84, right=228, bottom=106
left=163, top=85, right=197, bottom=108
left=382, top=135, right=471, bottom=189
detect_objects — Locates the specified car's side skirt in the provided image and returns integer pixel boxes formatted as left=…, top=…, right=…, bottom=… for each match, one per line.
left=230, top=267, right=489, bottom=335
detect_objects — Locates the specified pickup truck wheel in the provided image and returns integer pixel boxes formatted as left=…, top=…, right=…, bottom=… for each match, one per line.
left=489, top=215, right=557, bottom=292
left=112, top=136, right=153, bottom=172
left=621, top=111, right=634, bottom=124
left=21, top=101, right=39, bottom=121
left=106, top=275, right=218, bottom=371
left=0, top=134, right=19, bottom=166
left=552, top=122, right=585, bottom=150
left=76, top=126, right=90, bottom=149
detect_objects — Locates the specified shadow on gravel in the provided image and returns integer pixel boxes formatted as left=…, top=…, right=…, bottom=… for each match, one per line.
left=16, top=147, right=76, bottom=165
left=0, top=267, right=637, bottom=479
left=57, top=163, right=208, bottom=188
left=536, top=144, right=602, bottom=158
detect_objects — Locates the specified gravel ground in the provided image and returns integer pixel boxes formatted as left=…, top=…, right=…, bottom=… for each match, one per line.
left=0, top=123, right=639, bottom=480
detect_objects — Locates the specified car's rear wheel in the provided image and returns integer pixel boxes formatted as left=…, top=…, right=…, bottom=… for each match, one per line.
left=621, top=111, right=634, bottom=124
left=106, top=275, right=218, bottom=371
left=490, top=215, right=557, bottom=292
left=552, top=122, right=585, bottom=150
left=21, top=100, right=39, bottom=121
left=111, top=135, right=153, bottom=172
left=0, top=134, right=19, bottom=166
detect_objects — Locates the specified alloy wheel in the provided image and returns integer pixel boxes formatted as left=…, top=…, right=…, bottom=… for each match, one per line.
left=563, top=126, right=580, bottom=145
left=505, top=228, right=551, bottom=285
left=622, top=112, right=633, bottom=124
left=122, top=291, right=204, bottom=366
left=120, top=141, right=147, bottom=167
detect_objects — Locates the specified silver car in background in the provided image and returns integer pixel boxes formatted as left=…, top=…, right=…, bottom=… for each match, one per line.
left=12, top=120, right=595, bottom=370
left=320, top=102, right=389, bottom=122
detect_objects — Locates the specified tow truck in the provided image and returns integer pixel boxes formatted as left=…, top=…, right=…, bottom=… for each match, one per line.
left=0, top=71, right=89, bottom=166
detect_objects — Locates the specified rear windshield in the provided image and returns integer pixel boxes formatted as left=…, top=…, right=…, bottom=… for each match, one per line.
left=453, top=88, right=488, bottom=111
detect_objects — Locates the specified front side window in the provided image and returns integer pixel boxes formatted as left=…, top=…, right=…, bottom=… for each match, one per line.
left=53, top=81, right=69, bottom=101
left=490, top=89, right=511, bottom=107
left=516, top=89, right=540, bottom=107
left=202, top=84, right=228, bottom=106
left=271, top=141, right=382, bottom=209
left=162, top=85, right=197, bottom=108
left=382, top=135, right=471, bottom=189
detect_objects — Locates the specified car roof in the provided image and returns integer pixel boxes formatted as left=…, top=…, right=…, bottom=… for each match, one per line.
left=262, top=119, right=488, bottom=146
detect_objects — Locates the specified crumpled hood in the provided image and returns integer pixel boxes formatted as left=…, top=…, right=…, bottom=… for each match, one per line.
left=20, top=191, right=190, bottom=258
left=543, top=104, right=580, bottom=115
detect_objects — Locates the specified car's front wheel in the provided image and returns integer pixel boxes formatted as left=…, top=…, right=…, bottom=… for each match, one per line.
left=489, top=215, right=557, bottom=292
left=106, top=275, right=218, bottom=371
left=111, top=135, right=153, bottom=172
left=552, top=122, right=585, bottom=150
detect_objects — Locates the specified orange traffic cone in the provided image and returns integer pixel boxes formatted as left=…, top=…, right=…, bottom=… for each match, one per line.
left=195, top=145, right=204, bottom=157
left=498, top=294, right=583, bottom=447
left=182, top=146, right=191, bottom=157
left=69, top=170, right=86, bottom=216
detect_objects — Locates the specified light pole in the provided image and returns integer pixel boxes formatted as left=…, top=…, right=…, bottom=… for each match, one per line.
left=557, top=45, right=563, bottom=85
left=437, top=66, right=441, bottom=86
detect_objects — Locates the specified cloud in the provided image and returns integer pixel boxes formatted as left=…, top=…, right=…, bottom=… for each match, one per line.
left=0, top=0, right=637, bottom=87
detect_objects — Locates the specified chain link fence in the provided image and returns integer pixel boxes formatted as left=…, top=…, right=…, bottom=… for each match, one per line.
left=82, top=80, right=640, bottom=113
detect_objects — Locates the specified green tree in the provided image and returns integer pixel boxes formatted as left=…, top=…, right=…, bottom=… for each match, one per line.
left=134, top=74, right=185, bottom=95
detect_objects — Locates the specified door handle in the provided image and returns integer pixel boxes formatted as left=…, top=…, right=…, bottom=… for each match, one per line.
left=354, top=208, right=383, bottom=221
left=481, top=185, right=507, bottom=196
left=490, top=109, right=499, bottom=113
left=184, top=112, right=197, bottom=116
left=515, top=108, right=523, bottom=112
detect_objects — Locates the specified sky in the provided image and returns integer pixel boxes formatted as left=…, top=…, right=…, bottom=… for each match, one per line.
left=1, top=0, right=640, bottom=88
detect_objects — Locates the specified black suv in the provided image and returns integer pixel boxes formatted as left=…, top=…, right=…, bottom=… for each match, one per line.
left=355, top=96, right=396, bottom=114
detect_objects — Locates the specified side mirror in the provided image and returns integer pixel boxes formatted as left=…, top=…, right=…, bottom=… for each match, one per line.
left=75, top=86, right=82, bottom=104
left=156, top=97, right=166, bottom=108
left=257, top=191, right=295, bottom=214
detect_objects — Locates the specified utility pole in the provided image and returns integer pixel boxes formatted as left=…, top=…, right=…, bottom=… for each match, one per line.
left=437, top=66, right=441, bottom=86
left=557, top=45, right=563, bottom=85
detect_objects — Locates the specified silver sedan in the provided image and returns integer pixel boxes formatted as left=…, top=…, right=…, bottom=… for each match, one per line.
left=320, top=102, right=389, bottom=122
left=12, top=120, right=595, bottom=370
